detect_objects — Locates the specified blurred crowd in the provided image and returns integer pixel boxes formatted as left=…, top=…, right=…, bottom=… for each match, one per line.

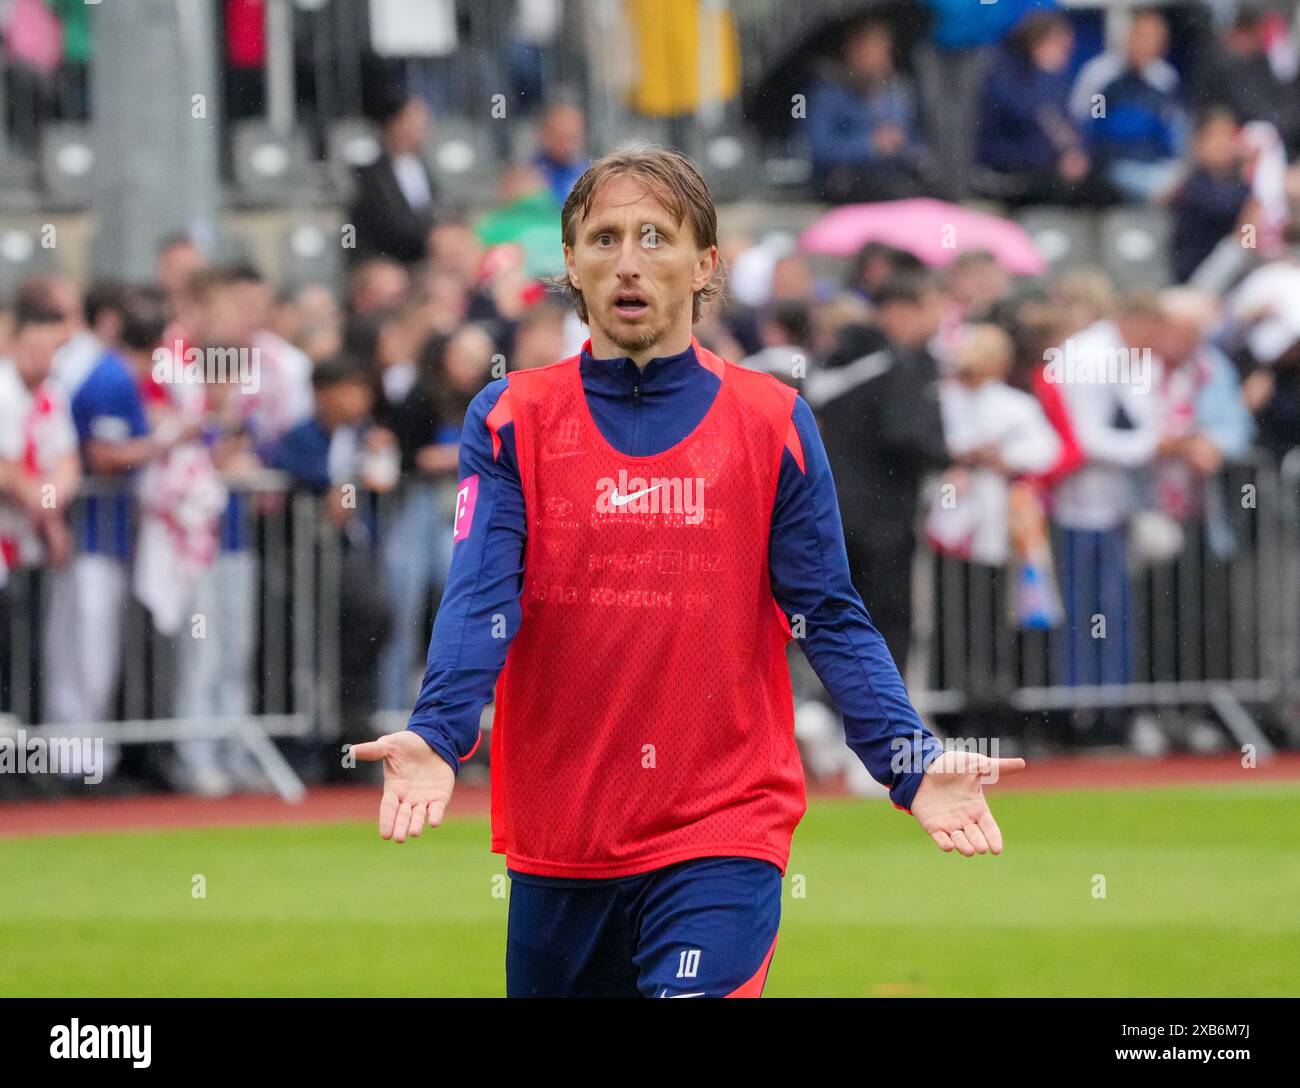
left=5, top=188, right=1300, bottom=787
left=811, top=2, right=1300, bottom=277
left=9, top=0, right=1300, bottom=289
left=7, top=0, right=1300, bottom=248
left=6, top=0, right=1300, bottom=795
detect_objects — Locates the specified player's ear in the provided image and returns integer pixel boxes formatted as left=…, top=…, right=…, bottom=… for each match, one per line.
left=692, top=244, right=717, bottom=293
left=563, top=242, right=581, bottom=291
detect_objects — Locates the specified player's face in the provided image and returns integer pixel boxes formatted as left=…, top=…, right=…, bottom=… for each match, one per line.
left=565, top=174, right=716, bottom=358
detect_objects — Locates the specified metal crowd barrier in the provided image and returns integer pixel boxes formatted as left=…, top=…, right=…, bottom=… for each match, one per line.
left=0, top=472, right=343, bottom=801
left=908, top=453, right=1284, bottom=757
left=0, top=471, right=462, bottom=800
left=6, top=453, right=1296, bottom=798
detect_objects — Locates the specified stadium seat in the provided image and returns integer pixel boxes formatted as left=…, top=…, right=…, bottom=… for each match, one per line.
left=0, top=221, right=58, bottom=299
left=231, top=121, right=314, bottom=205
left=280, top=214, right=345, bottom=292
left=1014, top=207, right=1095, bottom=272
left=425, top=119, right=499, bottom=207
left=762, top=151, right=812, bottom=193
left=39, top=123, right=96, bottom=209
left=325, top=118, right=383, bottom=203
left=602, top=116, right=695, bottom=155
left=1098, top=206, right=1172, bottom=289
left=690, top=127, right=763, bottom=204
left=508, top=118, right=542, bottom=166
left=0, top=152, right=40, bottom=213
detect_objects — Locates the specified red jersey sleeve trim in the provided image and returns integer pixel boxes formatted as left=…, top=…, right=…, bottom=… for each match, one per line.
left=485, top=386, right=513, bottom=462
left=784, top=416, right=806, bottom=474
left=460, top=729, right=483, bottom=762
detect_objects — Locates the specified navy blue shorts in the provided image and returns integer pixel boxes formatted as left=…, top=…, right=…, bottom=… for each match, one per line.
left=505, top=856, right=783, bottom=998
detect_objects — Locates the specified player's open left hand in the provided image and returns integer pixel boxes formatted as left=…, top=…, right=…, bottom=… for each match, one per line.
left=350, top=731, right=456, bottom=843
left=909, top=749, right=1026, bottom=857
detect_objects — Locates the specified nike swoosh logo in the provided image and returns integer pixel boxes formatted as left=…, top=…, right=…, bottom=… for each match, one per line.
left=659, top=990, right=707, bottom=998
left=609, top=484, right=662, bottom=507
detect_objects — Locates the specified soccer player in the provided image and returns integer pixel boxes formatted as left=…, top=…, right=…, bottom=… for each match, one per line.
left=353, top=147, right=1025, bottom=997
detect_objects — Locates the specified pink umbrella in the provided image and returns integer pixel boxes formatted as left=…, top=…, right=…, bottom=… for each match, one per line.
left=799, top=198, right=1046, bottom=276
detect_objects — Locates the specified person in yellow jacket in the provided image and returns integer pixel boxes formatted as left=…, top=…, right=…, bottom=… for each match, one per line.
left=625, top=0, right=741, bottom=118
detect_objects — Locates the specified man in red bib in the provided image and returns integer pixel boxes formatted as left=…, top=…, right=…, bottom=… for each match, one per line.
left=354, top=147, right=1024, bottom=997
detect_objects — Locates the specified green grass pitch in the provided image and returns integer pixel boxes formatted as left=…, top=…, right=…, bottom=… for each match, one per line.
left=3, top=784, right=1298, bottom=996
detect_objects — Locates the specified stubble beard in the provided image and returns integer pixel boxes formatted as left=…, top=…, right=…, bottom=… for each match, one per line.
left=592, top=292, right=689, bottom=356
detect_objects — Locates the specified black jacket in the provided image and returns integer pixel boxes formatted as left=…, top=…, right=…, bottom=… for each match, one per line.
left=808, top=324, right=950, bottom=554
left=348, top=154, right=440, bottom=264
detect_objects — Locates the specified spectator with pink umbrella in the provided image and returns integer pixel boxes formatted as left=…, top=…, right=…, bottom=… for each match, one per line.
left=801, top=198, right=1048, bottom=278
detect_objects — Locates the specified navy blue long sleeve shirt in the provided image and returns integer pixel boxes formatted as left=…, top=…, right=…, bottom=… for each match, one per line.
left=977, top=49, right=1081, bottom=173
left=407, top=341, right=944, bottom=812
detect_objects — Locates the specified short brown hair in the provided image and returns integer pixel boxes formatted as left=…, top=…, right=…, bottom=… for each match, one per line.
left=555, top=146, right=726, bottom=323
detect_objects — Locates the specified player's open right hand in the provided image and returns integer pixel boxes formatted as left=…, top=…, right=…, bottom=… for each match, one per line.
left=350, top=731, right=456, bottom=843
